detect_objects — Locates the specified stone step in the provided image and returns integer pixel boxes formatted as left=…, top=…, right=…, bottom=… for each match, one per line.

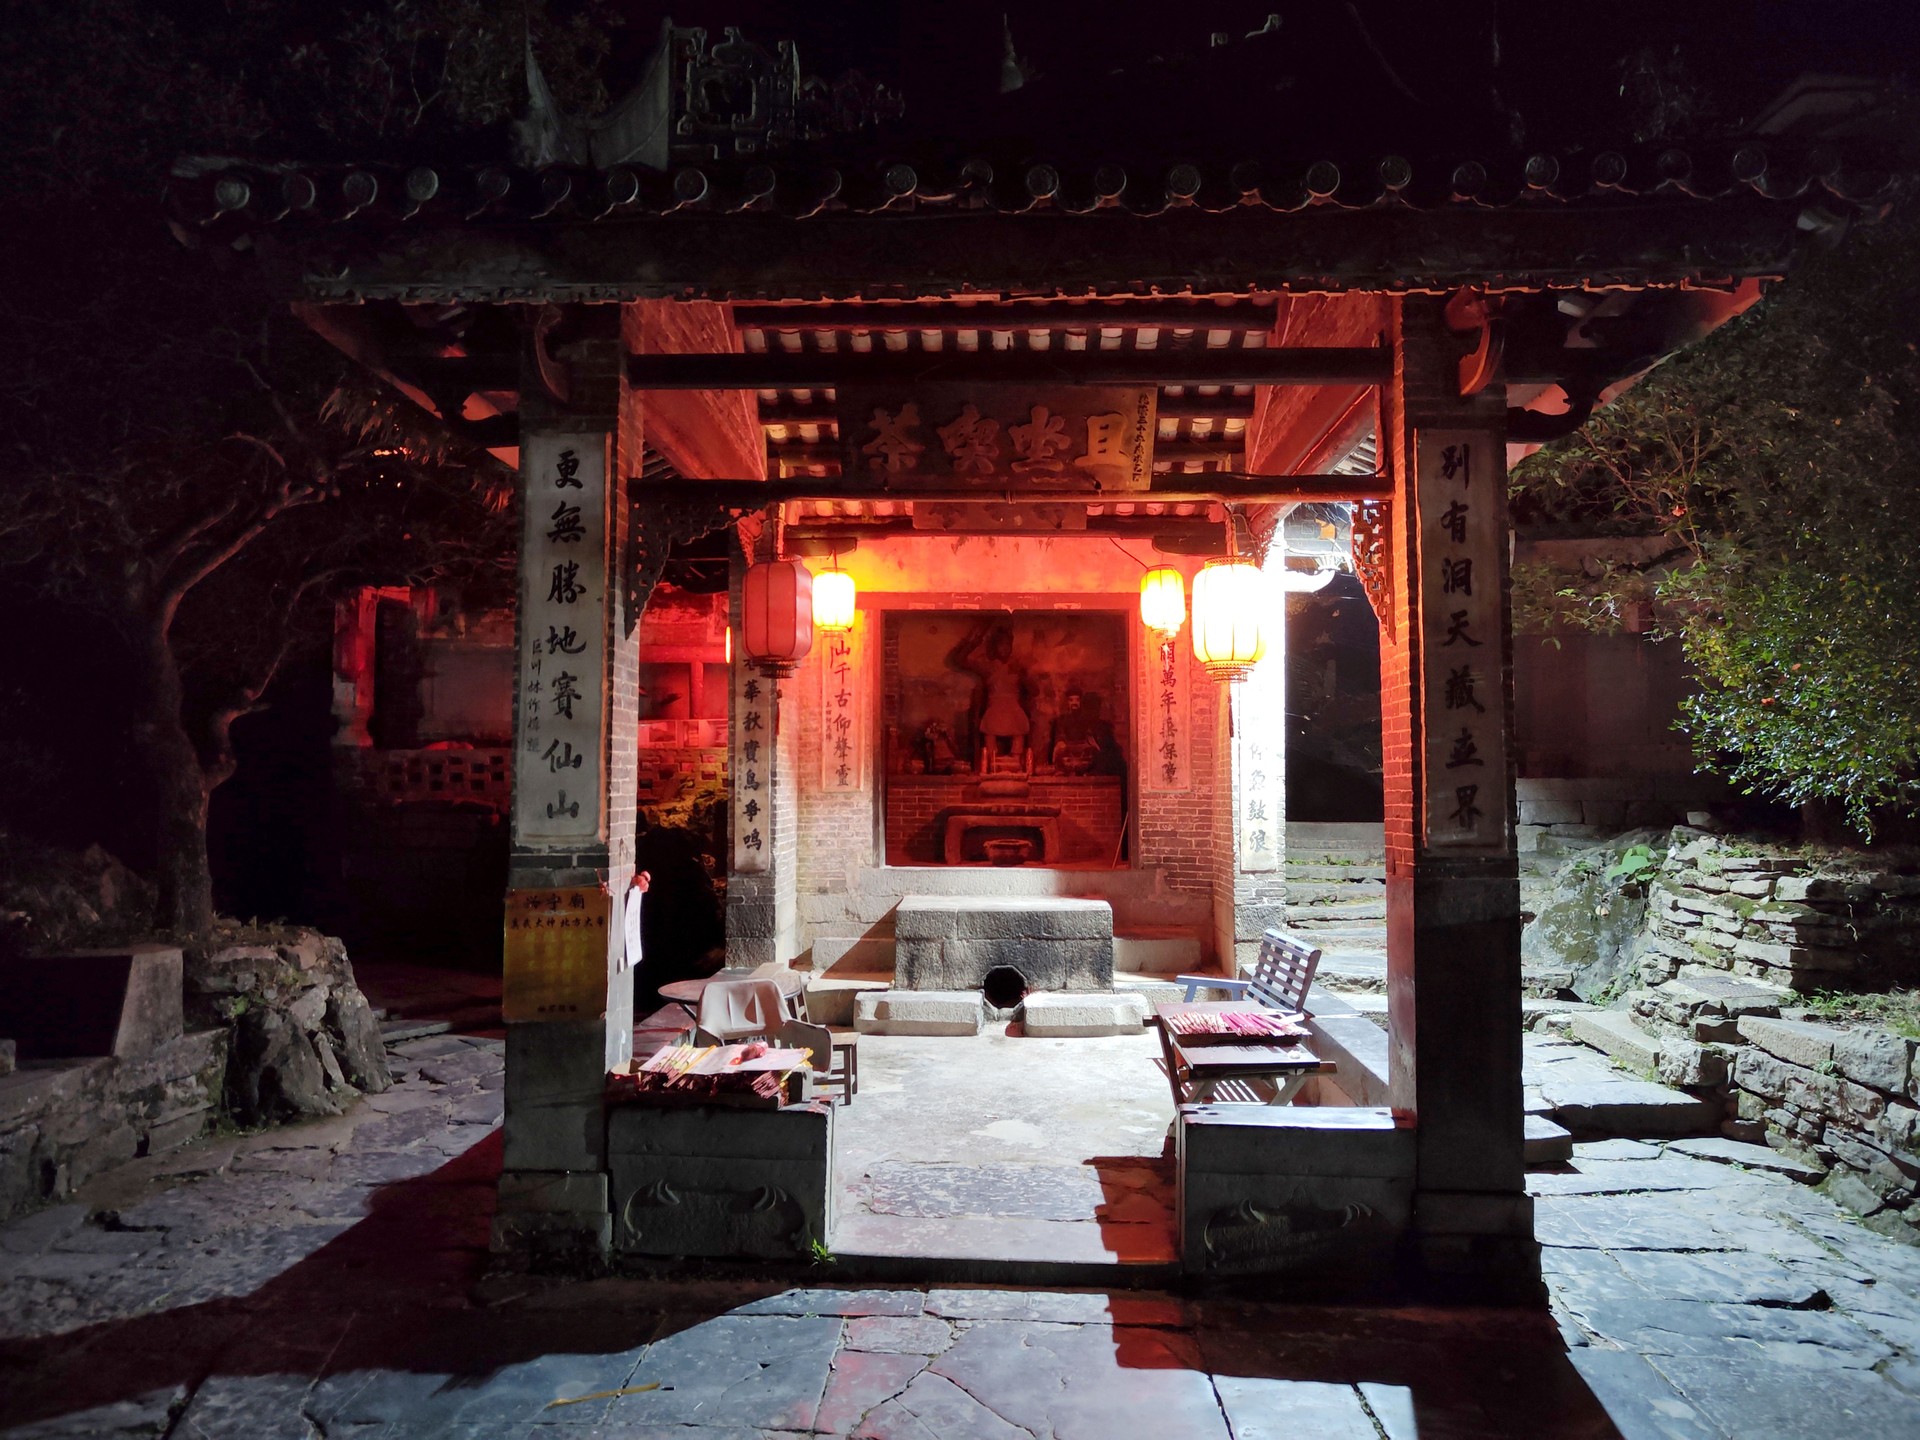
left=803, top=973, right=892, bottom=1027
left=811, top=936, right=895, bottom=972
left=1568, top=1010, right=1663, bottom=1075
left=1526, top=1036, right=1721, bottom=1139
left=1110, top=972, right=1197, bottom=1006
left=1282, top=902, right=1390, bottom=925
left=1020, top=992, right=1149, bottom=1037
left=1285, top=880, right=1388, bottom=905
left=1112, top=930, right=1203, bottom=975
left=1525, top=1114, right=1575, bottom=1167
left=855, top=990, right=983, bottom=1036
left=1315, top=955, right=1387, bottom=993
left=1285, top=863, right=1389, bottom=882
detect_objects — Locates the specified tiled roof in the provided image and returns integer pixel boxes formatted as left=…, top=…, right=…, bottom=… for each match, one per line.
left=171, top=142, right=1880, bottom=231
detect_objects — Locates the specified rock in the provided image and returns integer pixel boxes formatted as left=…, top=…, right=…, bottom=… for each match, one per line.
left=285, top=985, right=328, bottom=1033
left=326, top=986, right=392, bottom=1093
left=1826, top=1168, right=1888, bottom=1217
left=229, top=1008, right=339, bottom=1123
left=1657, top=1040, right=1730, bottom=1089
left=1832, top=1027, right=1914, bottom=1095
left=0, top=1039, right=13, bottom=1076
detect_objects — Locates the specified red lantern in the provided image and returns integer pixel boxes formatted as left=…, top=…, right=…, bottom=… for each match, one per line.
left=742, top=559, right=814, bottom=676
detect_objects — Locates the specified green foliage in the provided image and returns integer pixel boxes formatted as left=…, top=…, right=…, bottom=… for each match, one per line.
left=1603, top=843, right=1659, bottom=888
left=1791, top=987, right=1920, bottom=1039
left=1512, top=205, right=1920, bottom=836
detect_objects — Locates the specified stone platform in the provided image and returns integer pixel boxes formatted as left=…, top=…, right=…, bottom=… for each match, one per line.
left=894, top=896, right=1114, bottom=992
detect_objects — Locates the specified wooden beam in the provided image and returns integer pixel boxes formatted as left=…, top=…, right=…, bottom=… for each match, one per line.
left=629, top=473, right=1387, bottom=506
left=732, top=300, right=1278, bottom=331
left=768, top=439, right=1245, bottom=469
left=628, top=348, right=1389, bottom=390
left=758, top=391, right=1256, bottom=425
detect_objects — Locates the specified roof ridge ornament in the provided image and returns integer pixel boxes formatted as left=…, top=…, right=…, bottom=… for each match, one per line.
left=511, top=18, right=904, bottom=175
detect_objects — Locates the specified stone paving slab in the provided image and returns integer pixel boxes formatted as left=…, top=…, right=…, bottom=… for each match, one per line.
left=2, top=1020, right=1919, bottom=1438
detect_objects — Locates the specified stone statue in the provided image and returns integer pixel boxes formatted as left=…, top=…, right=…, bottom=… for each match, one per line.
left=952, top=621, right=1030, bottom=774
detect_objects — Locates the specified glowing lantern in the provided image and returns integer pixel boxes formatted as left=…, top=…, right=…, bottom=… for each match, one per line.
left=814, top=563, right=857, bottom=633
left=742, top=558, right=814, bottom=676
left=1191, top=556, right=1270, bottom=682
left=1139, top=565, right=1186, bottom=636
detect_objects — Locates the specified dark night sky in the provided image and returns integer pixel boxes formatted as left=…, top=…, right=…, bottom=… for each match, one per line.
left=600, top=0, right=1919, bottom=146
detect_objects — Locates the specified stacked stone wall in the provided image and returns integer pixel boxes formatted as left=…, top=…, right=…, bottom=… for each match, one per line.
left=0, top=1029, right=228, bottom=1222
left=1602, top=829, right=1920, bottom=1240
left=1638, top=831, right=1920, bottom=993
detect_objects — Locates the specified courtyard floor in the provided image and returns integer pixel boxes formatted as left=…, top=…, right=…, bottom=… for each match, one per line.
left=3, top=1019, right=1919, bottom=1436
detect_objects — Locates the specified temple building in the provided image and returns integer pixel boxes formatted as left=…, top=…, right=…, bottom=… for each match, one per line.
left=169, top=17, right=1892, bottom=1294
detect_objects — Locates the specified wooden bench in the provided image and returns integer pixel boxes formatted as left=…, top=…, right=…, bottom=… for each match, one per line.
left=1176, top=929, right=1322, bottom=1011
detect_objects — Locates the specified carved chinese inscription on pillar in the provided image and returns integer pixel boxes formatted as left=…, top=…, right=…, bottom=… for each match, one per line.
left=1139, top=632, right=1190, bottom=792
left=513, top=435, right=608, bottom=847
left=1236, top=653, right=1284, bottom=873
left=837, top=385, right=1157, bottom=490
left=732, top=663, right=773, bottom=873
left=819, top=622, right=865, bottom=792
left=1417, top=430, right=1509, bottom=852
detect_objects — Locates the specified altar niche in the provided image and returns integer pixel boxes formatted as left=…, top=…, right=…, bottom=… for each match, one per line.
left=882, top=610, right=1129, bottom=868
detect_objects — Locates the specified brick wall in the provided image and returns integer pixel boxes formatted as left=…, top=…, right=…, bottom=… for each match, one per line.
left=778, top=543, right=1234, bottom=959
left=884, top=776, right=1124, bottom=865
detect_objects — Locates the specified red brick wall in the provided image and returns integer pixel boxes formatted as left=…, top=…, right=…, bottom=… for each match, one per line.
left=883, top=776, right=1124, bottom=865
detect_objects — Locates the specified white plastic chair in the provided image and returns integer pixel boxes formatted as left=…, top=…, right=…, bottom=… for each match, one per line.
left=695, top=978, right=789, bottom=1045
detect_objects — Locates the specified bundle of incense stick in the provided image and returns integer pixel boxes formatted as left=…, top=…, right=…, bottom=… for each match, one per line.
left=1166, top=1010, right=1308, bottom=1039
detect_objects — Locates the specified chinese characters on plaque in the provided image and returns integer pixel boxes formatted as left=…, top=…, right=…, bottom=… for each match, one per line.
left=501, top=886, right=610, bottom=1021
left=1235, top=654, right=1285, bottom=873
left=512, top=435, right=608, bottom=847
left=838, top=386, right=1157, bottom=490
left=731, top=661, right=773, bottom=873
left=1418, top=430, right=1510, bottom=852
left=1138, top=633, right=1191, bottom=792
left=819, top=624, right=865, bottom=792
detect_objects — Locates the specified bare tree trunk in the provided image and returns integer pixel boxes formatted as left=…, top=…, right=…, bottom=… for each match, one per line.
left=129, top=617, right=215, bottom=936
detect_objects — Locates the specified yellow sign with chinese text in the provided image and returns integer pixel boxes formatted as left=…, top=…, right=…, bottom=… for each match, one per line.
left=837, top=385, right=1157, bottom=490
left=502, top=886, right=610, bottom=1022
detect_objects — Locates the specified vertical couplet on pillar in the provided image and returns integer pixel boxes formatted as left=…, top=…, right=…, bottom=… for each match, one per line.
left=1415, top=431, right=1510, bottom=855
left=1382, top=296, right=1534, bottom=1297
left=513, top=433, right=610, bottom=850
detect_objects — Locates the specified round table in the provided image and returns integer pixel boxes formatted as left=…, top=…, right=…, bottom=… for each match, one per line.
left=658, top=967, right=806, bottom=1010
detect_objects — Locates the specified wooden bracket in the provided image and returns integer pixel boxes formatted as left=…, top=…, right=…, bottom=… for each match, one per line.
left=1350, top=498, right=1394, bottom=642
left=1443, top=288, right=1504, bottom=397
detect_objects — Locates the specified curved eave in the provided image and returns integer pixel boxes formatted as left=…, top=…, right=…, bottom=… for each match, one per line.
left=257, top=196, right=1826, bottom=305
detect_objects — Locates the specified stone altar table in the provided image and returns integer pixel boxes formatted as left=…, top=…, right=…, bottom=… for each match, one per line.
left=894, top=896, right=1114, bottom=993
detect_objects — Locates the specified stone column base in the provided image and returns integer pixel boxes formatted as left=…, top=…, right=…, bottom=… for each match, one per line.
left=491, top=1169, right=612, bottom=1267
left=1411, top=1189, right=1545, bottom=1304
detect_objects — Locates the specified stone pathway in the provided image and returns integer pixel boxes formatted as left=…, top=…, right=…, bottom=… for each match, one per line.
left=2, top=1027, right=1918, bottom=1437
left=833, top=1027, right=1177, bottom=1269
left=1536, top=1137, right=1920, bottom=1437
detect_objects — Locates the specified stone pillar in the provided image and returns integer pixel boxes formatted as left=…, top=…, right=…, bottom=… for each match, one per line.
left=493, top=307, right=643, bottom=1260
left=725, top=519, right=801, bottom=968
left=1380, top=296, right=1536, bottom=1298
